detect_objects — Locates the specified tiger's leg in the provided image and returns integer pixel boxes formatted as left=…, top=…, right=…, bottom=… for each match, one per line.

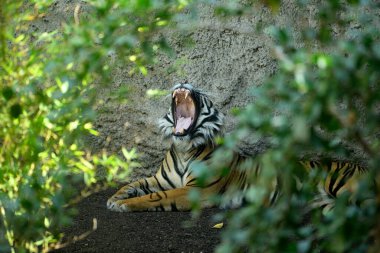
left=107, top=175, right=170, bottom=207
left=107, top=173, right=230, bottom=212
left=107, top=187, right=214, bottom=212
left=107, top=147, right=187, bottom=208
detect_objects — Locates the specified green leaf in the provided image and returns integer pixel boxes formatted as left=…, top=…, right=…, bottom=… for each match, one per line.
left=10, top=103, right=22, bottom=118
left=139, top=66, right=148, bottom=75
left=137, top=0, right=151, bottom=9
left=297, top=239, right=311, bottom=253
left=2, top=87, right=14, bottom=100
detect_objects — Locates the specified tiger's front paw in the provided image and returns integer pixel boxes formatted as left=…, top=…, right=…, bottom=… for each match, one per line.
left=113, top=186, right=140, bottom=200
left=107, top=198, right=130, bottom=212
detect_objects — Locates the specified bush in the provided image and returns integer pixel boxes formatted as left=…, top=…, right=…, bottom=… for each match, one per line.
left=0, top=0, right=186, bottom=252
left=210, top=1, right=380, bottom=252
left=2, top=0, right=378, bottom=252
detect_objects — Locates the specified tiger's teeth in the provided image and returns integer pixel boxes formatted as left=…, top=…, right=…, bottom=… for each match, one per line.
left=179, top=128, right=184, bottom=134
left=175, top=97, right=178, bottom=104
left=172, top=127, right=175, bottom=133
left=185, top=90, right=189, bottom=99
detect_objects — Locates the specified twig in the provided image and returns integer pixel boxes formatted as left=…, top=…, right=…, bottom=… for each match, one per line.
left=353, top=130, right=374, bottom=157
left=50, top=218, right=98, bottom=251
left=74, top=4, right=81, bottom=25
left=65, top=182, right=110, bottom=208
left=329, top=105, right=374, bottom=157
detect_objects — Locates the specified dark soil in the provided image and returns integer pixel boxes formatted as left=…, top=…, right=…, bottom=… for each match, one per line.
left=52, top=188, right=222, bottom=253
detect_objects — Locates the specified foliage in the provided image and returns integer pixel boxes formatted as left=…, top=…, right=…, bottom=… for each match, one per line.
left=2, top=0, right=379, bottom=252
left=0, top=0, right=187, bottom=252
left=206, top=1, right=380, bottom=253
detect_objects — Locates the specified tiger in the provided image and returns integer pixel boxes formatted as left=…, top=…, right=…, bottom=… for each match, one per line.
left=106, top=83, right=366, bottom=212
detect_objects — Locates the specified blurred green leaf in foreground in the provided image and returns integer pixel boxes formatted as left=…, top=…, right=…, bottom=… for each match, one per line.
left=0, top=0, right=187, bottom=252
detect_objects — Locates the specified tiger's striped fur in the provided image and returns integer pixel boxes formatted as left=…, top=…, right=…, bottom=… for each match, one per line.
left=107, top=84, right=365, bottom=212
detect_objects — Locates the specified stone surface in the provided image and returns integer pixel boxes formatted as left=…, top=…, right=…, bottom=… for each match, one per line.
left=33, top=1, right=306, bottom=180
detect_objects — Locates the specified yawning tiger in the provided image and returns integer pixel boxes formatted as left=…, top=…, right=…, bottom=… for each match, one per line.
left=107, top=83, right=365, bottom=212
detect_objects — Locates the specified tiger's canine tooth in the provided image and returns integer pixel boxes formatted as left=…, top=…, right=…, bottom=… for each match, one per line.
left=185, top=90, right=189, bottom=99
left=179, top=128, right=184, bottom=134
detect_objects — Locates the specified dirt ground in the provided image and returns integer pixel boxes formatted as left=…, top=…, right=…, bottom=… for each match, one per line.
left=52, top=188, right=222, bottom=253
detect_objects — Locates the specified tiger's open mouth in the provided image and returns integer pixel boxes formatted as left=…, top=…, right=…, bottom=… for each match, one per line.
left=172, top=87, right=196, bottom=136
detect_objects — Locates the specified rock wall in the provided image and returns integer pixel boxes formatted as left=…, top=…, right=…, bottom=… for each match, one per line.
left=33, top=1, right=305, bottom=180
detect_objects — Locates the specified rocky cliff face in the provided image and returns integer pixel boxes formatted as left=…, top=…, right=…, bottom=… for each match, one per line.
left=33, top=1, right=306, bottom=180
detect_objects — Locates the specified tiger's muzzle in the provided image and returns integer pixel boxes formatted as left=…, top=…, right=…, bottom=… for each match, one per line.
left=172, top=87, right=196, bottom=136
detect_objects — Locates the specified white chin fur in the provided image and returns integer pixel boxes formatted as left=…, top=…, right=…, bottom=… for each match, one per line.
left=172, top=136, right=193, bottom=152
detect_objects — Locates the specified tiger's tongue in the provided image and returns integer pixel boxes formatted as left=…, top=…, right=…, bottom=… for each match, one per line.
left=175, top=116, right=192, bottom=133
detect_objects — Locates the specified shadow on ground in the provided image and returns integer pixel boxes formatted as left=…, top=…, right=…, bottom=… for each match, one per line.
left=53, top=188, right=222, bottom=253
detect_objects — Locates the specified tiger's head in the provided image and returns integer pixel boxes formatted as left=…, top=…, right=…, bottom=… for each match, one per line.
left=159, top=84, right=224, bottom=150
